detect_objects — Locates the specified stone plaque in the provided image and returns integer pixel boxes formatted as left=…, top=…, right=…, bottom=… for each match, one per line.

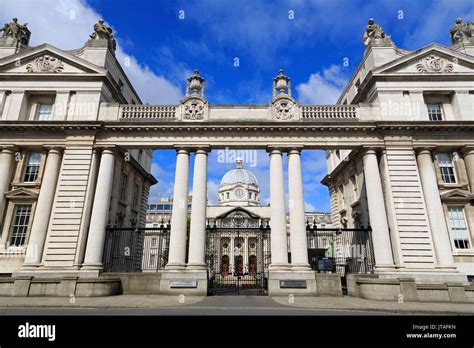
left=170, top=280, right=198, bottom=288
left=279, top=280, right=307, bottom=289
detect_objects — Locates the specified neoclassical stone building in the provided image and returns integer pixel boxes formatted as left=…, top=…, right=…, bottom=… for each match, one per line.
left=0, top=17, right=473, bottom=301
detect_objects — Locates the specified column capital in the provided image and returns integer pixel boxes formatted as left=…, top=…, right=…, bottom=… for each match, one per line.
left=173, top=145, right=191, bottom=153
left=461, top=146, right=474, bottom=156
left=360, top=147, right=380, bottom=157
left=43, top=145, right=64, bottom=154
left=192, top=145, right=211, bottom=154
left=414, top=146, right=436, bottom=156
left=288, top=145, right=304, bottom=155
left=0, top=145, right=19, bottom=154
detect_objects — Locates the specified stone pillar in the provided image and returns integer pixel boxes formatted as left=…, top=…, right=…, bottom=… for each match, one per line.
left=268, top=148, right=290, bottom=270
left=187, top=148, right=208, bottom=269
left=23, top=147, right=62, bottom=268
left=462, top=146, right=474, bottom=192
left=0, top=146, right=16, bottom=228
left=362, top=148, right=394, bottom=270
left=416, top=148, right=456, bottom=269
left=287, top=148, right=310, bottom=271
left=166, top=148, right=190, bottom=270
left=82, top=148, right=116, bottom=270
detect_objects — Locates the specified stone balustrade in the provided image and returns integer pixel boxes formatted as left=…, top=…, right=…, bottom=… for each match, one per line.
left=120, top=105, right=177, bottom=120
left=300, top=105, right=358, bottom=119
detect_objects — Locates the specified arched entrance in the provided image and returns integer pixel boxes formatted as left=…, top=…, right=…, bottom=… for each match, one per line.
left=221, top=255, right=229, bottom=276
left=249, top=255, right=257, bottom=277
left=206, top=208, right=270, bottom=295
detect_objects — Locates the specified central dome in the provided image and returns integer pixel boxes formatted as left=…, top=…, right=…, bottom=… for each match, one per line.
left=219, top=159, right=259, bottom=187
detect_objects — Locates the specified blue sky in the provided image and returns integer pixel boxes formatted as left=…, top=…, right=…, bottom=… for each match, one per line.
left=1, top=0, right=473, bottom=211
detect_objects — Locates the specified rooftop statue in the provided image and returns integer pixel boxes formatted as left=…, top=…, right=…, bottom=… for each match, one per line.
left=362, top=18, right=386, bottom=45
left=90, top=19, right=116, bottom=51
left=1, top=17, right=31, bottom=46
left=450, top=18, right=474, bottom=45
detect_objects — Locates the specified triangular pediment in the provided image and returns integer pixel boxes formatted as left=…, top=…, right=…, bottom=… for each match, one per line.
left=440, top=188, right=474, bottom=202
left=216, top=207, right=260, bottom=219
left=4, top=187, right=39, bottom=200
left=373, top=44, right=474, bottom=75
left=0, top=44, right=106, bottom=75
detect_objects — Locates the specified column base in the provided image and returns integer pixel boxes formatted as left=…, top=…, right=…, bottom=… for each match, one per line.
left=80, top=263, right=103, bottom=271
left=186, top=263, right=207, bottom=270
left=291, top=263, right=311, bottom=271
left=165, top=262, right=187, bottom=271
left=159, top=269, right=208, bottom=296
left=374, top=264, right=396, bottom=273
left=269, top=263, right=291, bottom=271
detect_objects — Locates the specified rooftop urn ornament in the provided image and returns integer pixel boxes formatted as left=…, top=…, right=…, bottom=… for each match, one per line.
left=236, top=158, right=243, bottom=169
left=90, top=19, right=117, bottom=52
left=273, top=69, right=291, bottom=97
left=1, top=17, right=31, bottom=47
left=186, top=69, right=205, bottom=98
left=271, top=69, right=297, bottom=120
left=181, top=69, right=208, bottom=121
left=450, top=18, right=474, bottom=45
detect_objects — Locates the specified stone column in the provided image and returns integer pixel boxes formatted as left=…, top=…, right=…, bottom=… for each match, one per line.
left=23, top=147, right=62, bottom=268
left=82, top=148, right=116, bottom=270
left=362, top=148, right=394, bottom=270
left=287, top=148, right=311, bottom=271
left=268, top=148, right=290, bottom=270
left=416, top=148, right=456, bottom=269
left=166, top=148, right=190, bottom=270
left=0, top=146, right=16, bottom=228
left=462, top=146, right=474, bottom=192
left=187, top=148, right=209, bottom=270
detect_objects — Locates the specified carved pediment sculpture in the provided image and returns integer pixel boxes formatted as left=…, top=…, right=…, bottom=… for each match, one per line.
left=26, top=55, right=64, bottom=73
left=416, top=55, right=454, bottom=73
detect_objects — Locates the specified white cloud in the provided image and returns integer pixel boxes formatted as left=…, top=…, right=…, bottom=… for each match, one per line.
left=296, top=65, right=347, bottom=104
left=304, top=201, right=316, bottom=212
left=207, top=180, right=220, bottom=205
left=0, top=0, right=182, bottom=104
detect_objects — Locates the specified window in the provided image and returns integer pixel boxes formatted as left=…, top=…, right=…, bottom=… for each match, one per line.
left=132, top=183, right=140, bottom=209
left=350, top=175, right=357, bottom=201
left=427, top=103, right=443, bottom=121
left=437, top=153, right=456, bottom=184
left=151, top=238, right=157, bottom=248
left=447, top=207, right=471, bottom=249
left=226, top=192, right=230, bottom=199
left=9, top=204, right=32, bottom=247
left=23, top=152, right=41, bottom=182
left=322, top=238, right=329, bottom=248
left=36, top=103, right=53, bottom=120
left=120, top=174, right=128, bottom=201
left=149, top=254, right=156, bottom=267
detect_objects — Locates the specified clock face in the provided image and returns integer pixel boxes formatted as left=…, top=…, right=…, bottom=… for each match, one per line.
left=234, top=188, right=245, bottom=199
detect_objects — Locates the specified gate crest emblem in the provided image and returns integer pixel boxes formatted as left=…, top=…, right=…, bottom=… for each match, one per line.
left=270, top=69, right=298, bottom=121
left=180, top=69, right=209, bottom=121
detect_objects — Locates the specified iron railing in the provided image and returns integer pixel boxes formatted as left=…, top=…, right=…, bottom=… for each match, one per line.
left=102, top=225, right=170, bottom=273
left=306, top=225, right=375, bottom=276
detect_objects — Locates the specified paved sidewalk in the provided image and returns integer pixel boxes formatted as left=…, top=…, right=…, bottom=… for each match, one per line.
left=272, top=296, right=474, bottom=315
left=0, top=294, right=204, bottom=308
left=0, top=295, right=472, bottom=314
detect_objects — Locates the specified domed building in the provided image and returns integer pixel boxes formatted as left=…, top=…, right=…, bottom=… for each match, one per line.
left=218, top=159, right=260, bottom=206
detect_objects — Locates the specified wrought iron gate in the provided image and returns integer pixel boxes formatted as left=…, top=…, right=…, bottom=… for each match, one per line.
left=306, top=224, right=375, bottom=276
left=206, top=224, right=270, bottom=295
left=102, top=225, right=170, bottom=272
